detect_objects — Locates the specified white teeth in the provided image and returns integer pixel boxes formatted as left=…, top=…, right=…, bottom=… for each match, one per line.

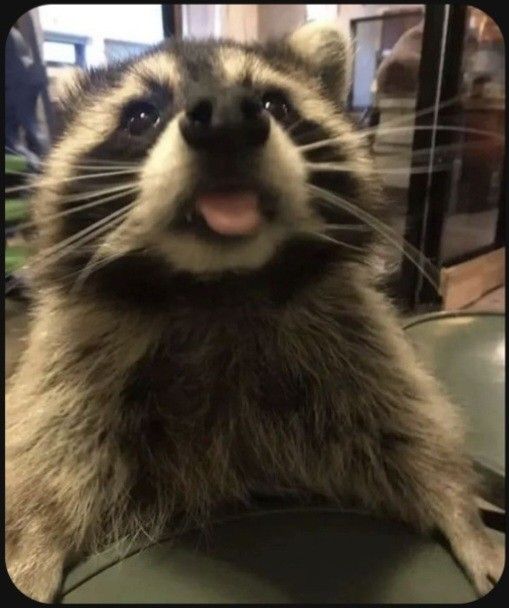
left=185, top=212, right=193, bottom=223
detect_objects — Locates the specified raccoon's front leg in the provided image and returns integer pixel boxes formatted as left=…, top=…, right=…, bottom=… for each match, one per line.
left=439, top=497, right=504, bottom=596
left=6, top=448, right=125, bottom=603
left=5, top=303, right=158, bottom=601
left=6, top=461, right=94, bottom=602
left=332, top=306, right=505, bottom=594
left=356, top=426, right=505, bottom=596
left=6, top=512, right=70, bottom=603
left=6, top=406, right=128, bottom=601
left=6, top=438, right=128, bottom=603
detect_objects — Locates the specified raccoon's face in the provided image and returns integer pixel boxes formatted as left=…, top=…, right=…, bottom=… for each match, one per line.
left=33, top=23, right=379, bottom=291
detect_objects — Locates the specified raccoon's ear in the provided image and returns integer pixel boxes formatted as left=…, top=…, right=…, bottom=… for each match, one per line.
left=287, top=21, right=352, bottom=107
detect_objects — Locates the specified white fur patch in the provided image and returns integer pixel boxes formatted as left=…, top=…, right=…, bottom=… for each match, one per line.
left=113, top=116, right=322, bottom=274
left=32, top=41, right=368, bottom=276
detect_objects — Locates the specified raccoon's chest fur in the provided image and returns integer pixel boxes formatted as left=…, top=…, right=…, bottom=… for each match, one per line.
left=110, top=275, right=363, bottom=513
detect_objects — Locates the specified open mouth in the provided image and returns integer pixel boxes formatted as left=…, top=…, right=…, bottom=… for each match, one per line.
left=196, top=191, right=262, bottom=236
left=173, top=185, right=277, bottom=241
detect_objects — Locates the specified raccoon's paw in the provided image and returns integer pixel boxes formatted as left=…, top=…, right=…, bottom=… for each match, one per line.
left=473, top=539, right=504, bottom=597
left=6, top=542, right=64, bottom=603
left=452, top=530, right=505, bottom=597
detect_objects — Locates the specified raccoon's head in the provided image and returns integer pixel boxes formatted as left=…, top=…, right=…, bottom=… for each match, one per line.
left=32, top=22, right=380, bottom=300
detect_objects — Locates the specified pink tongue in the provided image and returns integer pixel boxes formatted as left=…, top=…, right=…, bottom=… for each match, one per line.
left=196, top=192, right=262, bottom=236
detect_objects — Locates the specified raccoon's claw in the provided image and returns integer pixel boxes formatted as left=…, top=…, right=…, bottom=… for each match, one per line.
left=473, top=540, right=505, bottom=597
left=452, top=530, right=505, bottom=597
left=6, top=534, right=65, bottom=603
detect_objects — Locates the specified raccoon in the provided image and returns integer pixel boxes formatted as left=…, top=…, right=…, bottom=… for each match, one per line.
left=5, top=22, right=503, bottom=602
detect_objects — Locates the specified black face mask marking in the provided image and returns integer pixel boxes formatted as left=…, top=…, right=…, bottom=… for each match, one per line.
left=34, top=35, right=379, bottom=300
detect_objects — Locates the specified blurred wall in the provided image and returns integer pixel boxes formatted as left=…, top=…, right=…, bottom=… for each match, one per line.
left=182, top=4, right=220, bottom=38
left=223, top=4, right=258, bottom=41
left=257, top=4, right=306, bottom=42
left=182, top=4, right=306, bottom=42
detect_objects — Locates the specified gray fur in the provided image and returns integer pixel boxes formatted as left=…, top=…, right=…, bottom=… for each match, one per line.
left=5, top=24, right=503, bottom=602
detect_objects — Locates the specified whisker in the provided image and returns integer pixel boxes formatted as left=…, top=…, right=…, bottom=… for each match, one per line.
left=5, top=183, right=139, bottom=225
left=289, top=122, right=329, bottom=145
left=39, top=211, right=131, bottom=272
left=353, top=124, right=505, bottom=143
left=5, top=168, right=138, bottom=195
left=301, top=230, right=366, bottom=253
left=14, top=186, right=139, bottom=232
left=48, top=182, right=139, bottom=205
left=70, top=246, right=126, bottom=293
left=286, top=118, right=306, bottom=135
left=307, top=184, right=440, bottom=292
left=289, top=96, right=466, bottom=148
left=299, top=125, right=503, bottom=154
left=377, top=139, right=494, bottom=159
left=5, top=162, right=134, bottom=177
left=306, top=161, right=453, bottom=176
left=4, top=177, right=38, bottom=194
left=36, top=202, right=135, bottom=262
left=58, top=162, right=137, bottom=172
left=324, top=223, right=371, bottom=232
left=71, top=156, right=138, bottom=166
left=353, top=93, right=466, bottom=139
left=5, top=147, right=134, bottom=169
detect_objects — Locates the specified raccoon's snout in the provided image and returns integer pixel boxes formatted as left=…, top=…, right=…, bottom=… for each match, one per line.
left=179, top=87, right=270, bottom=152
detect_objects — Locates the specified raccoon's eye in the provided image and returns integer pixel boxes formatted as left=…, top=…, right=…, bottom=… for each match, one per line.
left=262, top=92, right=290, bottom=122
left=122, top=101, right=160, bottom=136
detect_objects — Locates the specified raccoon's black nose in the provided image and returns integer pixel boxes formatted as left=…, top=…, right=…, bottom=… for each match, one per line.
left=179, top=89, right=270, bottom=151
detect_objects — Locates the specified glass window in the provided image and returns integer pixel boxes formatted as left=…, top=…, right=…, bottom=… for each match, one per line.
left=347, top=6, right=425, bottom=279
left=43, top=40, right=77, bottom=65
left=39, top=4, right=164, bottom=68
left=438, top=8, right=505, bottom=263
left=104, top=40, right=153, bottom=63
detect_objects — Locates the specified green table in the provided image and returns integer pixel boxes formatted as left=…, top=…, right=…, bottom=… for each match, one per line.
left=405, top=312, right=505, bottom=507
left=61, top=509, right=481, bottom=604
